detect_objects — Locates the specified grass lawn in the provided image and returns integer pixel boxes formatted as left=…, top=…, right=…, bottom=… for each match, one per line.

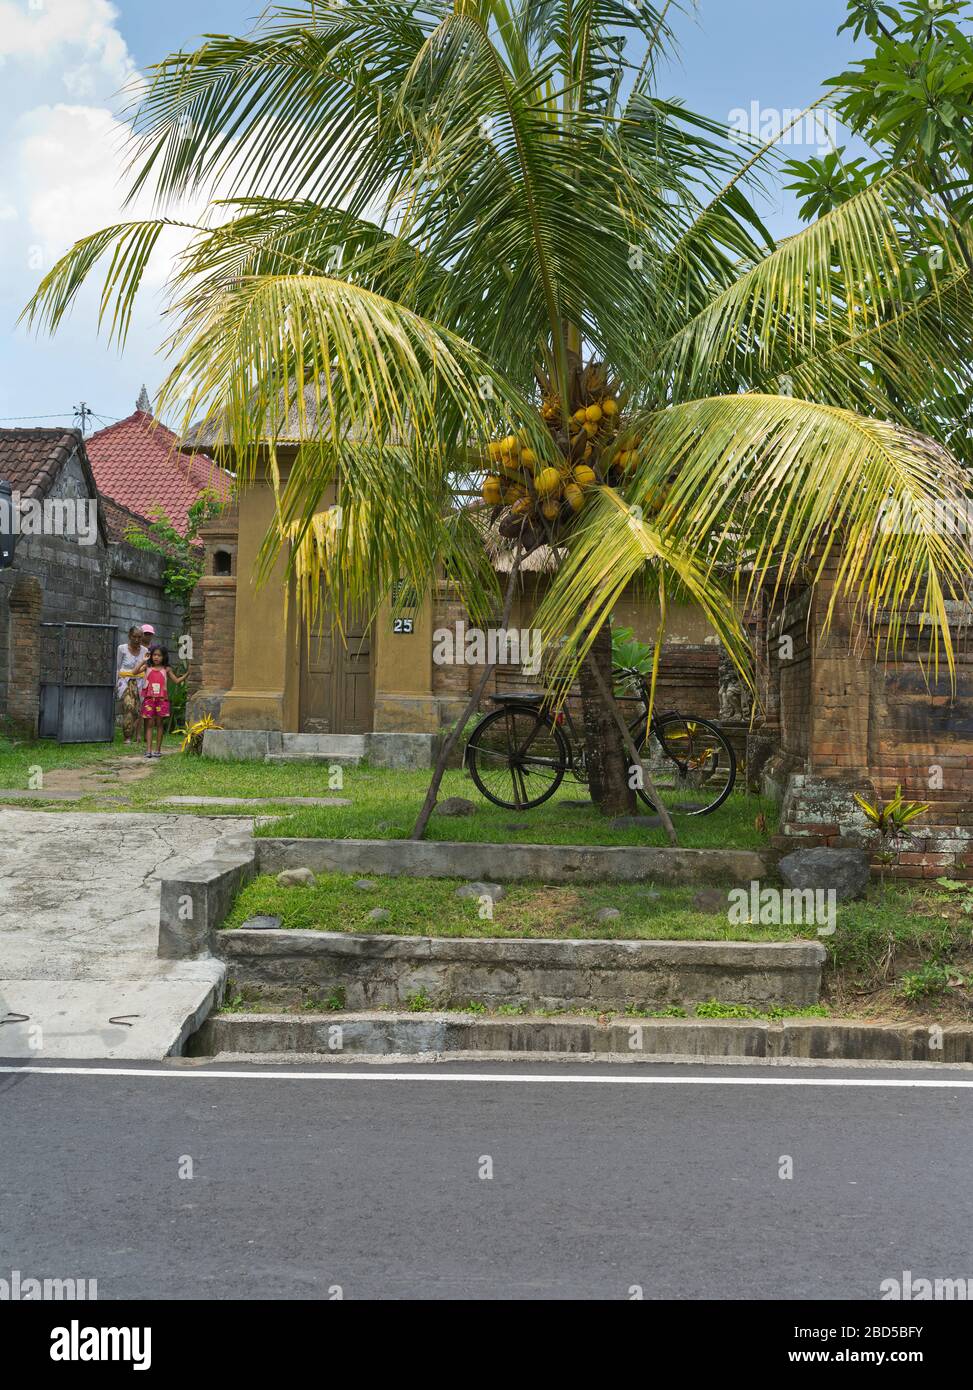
left=0, top=741, right=776, bottom=849
left=0, top=732, right=129, bottom=784
left=243, top=764, right=779, bottom=848
left=224, top=872, right=804, bottom=940
left=224, top=872, right=973, bottom=1021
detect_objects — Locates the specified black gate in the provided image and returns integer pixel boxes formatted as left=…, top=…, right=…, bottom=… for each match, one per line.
left=39, top=622, right=117, bottom=743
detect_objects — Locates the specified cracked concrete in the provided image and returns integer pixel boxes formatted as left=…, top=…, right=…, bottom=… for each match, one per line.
left=0, top=809, right=254, bottom=1059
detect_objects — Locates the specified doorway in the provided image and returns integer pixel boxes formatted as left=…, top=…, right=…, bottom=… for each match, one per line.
left=299, top=598, right=373, bottom=734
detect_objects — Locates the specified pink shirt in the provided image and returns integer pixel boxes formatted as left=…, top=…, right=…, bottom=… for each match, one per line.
left=144, top=667, right=168, bottom=698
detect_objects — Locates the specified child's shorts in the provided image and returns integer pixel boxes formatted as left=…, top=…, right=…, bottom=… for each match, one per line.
left=141, top=695, right=170, bottom=719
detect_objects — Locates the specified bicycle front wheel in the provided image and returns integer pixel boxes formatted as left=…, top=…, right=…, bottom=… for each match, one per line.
left=465, top=706, right=568, bottom=810
left=635, top=714, right=736, bottom=816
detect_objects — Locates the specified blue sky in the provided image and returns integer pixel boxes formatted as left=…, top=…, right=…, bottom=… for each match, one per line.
left=0, top=0, right=860, bottom=432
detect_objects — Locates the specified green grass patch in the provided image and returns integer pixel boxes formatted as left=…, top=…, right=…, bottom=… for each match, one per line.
left=226, top=870, right=823, bottom=941
left=0, top=733, right=127, bottom=784
left=243, top=764, right=776, bottom=849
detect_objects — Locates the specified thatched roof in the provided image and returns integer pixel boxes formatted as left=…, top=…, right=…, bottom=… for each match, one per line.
left=183, top=379, right=350, bottom=452
left=473, top=510, right=564, bottom=574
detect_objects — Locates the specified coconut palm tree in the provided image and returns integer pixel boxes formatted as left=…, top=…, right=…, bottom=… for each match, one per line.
left=23, top=0, right=973, bottom=835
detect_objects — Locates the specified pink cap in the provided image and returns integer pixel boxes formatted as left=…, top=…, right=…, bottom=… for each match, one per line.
left=142, top=624, right=156, bottom=635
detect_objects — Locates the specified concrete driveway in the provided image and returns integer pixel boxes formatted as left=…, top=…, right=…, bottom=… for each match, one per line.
left=0, top=809, right=252, bottom=1060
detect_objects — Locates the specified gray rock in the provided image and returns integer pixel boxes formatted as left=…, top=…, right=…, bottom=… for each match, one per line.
left=276, top=868, right=316, bottom=887
left=594, top=907, right=621, bottom=922
left=433, top=796, right=477, bottom=817
left=692, top=888, right=728, bottom=915
left=354, top=879, right=379, bottom=890
left=455, top=881, right=506, bottom=902
left=240, top=915, right=282, bottom=931
left=779, top=846, right=870, bottom=902
left=634, top=888, right=662, bottom=903
left=610, top=815, right=663, bottom=830
left=367, top=907, right=391, bottom=922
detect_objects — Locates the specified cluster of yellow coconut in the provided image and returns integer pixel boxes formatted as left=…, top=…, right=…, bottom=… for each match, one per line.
left=481, top=390, right=644, bottom=536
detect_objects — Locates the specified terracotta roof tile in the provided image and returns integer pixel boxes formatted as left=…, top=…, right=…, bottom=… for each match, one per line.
left=0, top=427, right=84, bottom=499
left=86, top=410, right=232, bottom=535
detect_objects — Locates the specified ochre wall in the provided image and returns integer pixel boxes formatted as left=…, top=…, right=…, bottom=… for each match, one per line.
left=218, top=476, right=723, bottom=734
left=218, top=474, right=299, bottom=731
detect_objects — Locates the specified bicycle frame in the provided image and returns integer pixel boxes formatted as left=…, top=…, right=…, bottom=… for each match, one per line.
left=535, top=668, right=653, bottom=784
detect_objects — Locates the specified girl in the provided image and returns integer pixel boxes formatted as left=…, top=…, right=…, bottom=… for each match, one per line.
left=136, top=645, right=188, bottom=759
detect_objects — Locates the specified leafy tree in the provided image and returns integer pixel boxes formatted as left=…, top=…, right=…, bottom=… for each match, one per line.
left=123, top=489, right=226, bottom=610
left=22, top=0, right=973, bottom=835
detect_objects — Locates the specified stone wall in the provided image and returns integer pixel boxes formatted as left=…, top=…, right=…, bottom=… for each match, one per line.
left=108, top=543, right=186, bottom=653
left=0, top=454, right=185, bottom=731
left=218, top=930, right=826, bottom=1011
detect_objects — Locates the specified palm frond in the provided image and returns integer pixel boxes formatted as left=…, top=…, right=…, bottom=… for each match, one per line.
left=619, top=393, right=973, bottom=673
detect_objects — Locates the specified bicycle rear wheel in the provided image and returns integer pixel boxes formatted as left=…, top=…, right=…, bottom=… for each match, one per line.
left=465, top=705, right=568, bottom=810
left=635, top=714, right=736, bottom=816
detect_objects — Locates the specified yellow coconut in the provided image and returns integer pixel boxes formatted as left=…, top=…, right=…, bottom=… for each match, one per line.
left=488, top=440, right=504, bottom=461
left=573, top=464, right=596, bottom=488
left=583, top=421, right=599, bottom=438
left=534, top=466, right=562, bottom=498
left=482, top=475, right=503, bottom=504
left=502, top=434, right=519, bottom=454
left=573, top=407, right=588, bottom=423
left=520, top=447, right=538, bottom=470
left=541, top=498, right=561, bottom=521
left=602, top=398, right=618, bottom=417
left=564, top=483, right=584, bottom=512
left=510, top=496, right=533, bottom=517
left=585, top=403, right=602, bottom=424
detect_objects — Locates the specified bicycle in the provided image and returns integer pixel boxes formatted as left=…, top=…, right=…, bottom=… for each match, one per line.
left=464, top=664, right=736, bottom=815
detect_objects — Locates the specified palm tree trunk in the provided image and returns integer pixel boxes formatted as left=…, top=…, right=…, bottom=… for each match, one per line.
left=585, top=657, right=678, bottom=847
left=411, top=546, right=524, bottom=840
left=577, top=618, right=637, bottom=817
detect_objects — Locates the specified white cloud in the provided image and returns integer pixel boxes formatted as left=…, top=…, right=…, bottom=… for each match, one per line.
left=0, top=2, right=190, bottom=422
left=0, top=0, right=135, bottom=97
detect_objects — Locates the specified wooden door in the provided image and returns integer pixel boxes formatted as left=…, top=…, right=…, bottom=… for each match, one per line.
left=300, top=596, right=373, bottom=734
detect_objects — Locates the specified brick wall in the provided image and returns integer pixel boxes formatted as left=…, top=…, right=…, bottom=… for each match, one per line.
left=765, top=560, right=973, bottom=880
left=5, top=574, right=42, bottom=736
left=0, top=448, right=184, bottom=732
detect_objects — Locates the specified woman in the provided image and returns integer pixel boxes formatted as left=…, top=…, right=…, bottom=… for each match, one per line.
left=116, top=625, right=148, bottom=745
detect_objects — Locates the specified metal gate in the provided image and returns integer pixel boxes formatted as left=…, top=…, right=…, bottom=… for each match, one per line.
left=39, top=622, right=117, bottom=743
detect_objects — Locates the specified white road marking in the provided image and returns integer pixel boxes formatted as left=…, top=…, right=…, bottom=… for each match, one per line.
left=2, top=1065, right=973, bottom=1088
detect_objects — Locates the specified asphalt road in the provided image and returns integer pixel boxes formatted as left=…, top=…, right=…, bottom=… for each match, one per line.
left=2, top=1058, right=972, bottom=1301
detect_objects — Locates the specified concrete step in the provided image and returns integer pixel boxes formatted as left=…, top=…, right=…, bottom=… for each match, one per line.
left=189, top=1012, right=973, bottom=1064
left=263, top=753, right=362, bottom=767
left=1, top=962, right=225, bottom=1060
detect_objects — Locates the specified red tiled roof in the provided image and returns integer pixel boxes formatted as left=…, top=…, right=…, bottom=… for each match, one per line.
left=98, top=491, right=153, bottom=543
left=0, top=427, right=84, bottom=499
left=86, top=410, right=232, bottom=535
